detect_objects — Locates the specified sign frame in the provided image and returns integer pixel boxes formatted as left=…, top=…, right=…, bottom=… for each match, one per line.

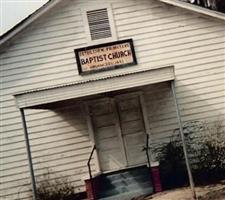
left=74, top=39, right=137, bottom=75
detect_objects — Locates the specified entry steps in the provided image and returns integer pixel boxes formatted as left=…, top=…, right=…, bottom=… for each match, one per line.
left=97, top=166, right=153, bottom=200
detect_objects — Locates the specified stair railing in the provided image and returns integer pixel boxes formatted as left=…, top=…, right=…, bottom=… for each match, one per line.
left=145, top=134, right=157, bottom=192
left=87, top=145, right=96, bottom=200
left=145, top=134, right=151, bottom=169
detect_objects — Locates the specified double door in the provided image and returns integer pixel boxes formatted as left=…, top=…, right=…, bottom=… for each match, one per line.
left=87, top=93, right=148, bottom=172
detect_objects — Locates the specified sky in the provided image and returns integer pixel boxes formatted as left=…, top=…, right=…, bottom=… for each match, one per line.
left=0, top=0, right=48, bottom=36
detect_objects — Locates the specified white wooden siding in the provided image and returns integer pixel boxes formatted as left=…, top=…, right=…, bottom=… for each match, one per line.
left=1, top=0, right=225, bottom=199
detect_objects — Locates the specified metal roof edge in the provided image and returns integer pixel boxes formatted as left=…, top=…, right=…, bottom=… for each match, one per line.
left=14, top=65, right=174, bottom=96
left=14, top=66, right=175, bottom=108
left=159, top=0, right=225, bottom=21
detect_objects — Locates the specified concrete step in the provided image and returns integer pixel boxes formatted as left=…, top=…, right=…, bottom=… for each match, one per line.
left=97, top=166, right=153, bottom=199
left=100, top=173, right=151, bottom=190
left=97, top=187, right=153, bottom=200
left=98, top=182, right=152, bottom=198
left=103, top=167, right=150, bottom=182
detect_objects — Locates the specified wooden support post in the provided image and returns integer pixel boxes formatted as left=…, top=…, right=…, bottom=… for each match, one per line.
left=20, top=108, right=37, bottom=200
left=171, top=81, right=197, bottom=200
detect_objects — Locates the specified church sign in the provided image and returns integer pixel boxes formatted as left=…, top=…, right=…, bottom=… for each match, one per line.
left=74, top=39, right=137, bottom=74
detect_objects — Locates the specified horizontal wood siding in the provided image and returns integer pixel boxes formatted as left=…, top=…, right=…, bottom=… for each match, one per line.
left=1, top=102, right=95, bottom=199
left=143, top=83, right=178, bottom=144
left=1, top=0, right=225, bottom=199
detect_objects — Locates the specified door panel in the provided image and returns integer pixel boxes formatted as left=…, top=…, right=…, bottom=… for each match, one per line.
left=93, top=113, right=115, bottom=128
left=88, top=99, right=127, bottom=172
left=97, top=136, right=120, bottom=150
left=88, top=95, right=147, bottom=172
left=121, top=120, right=145, bottom=135
left=124, top=132, right=146, bottom=166
left=118, top=98, right=140, bottom=110
left=99, top=149, right=126, bottom=171
left=117, top=96, right=146, bottom=167
left=95, top=125, right=117, bottom=140
left=125, top=132, right=145, bottom=146
left=120, top=110, right=141, bottom=122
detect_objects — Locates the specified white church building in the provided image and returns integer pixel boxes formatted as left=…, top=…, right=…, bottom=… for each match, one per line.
left=1, top=0, right=225, bottom=199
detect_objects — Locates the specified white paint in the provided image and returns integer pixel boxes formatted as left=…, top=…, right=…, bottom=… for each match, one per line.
left=0, top=0, right=225, bottom=199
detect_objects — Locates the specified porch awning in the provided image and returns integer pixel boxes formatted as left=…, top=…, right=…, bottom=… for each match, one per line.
left=14, top=66, right=174, bottom=109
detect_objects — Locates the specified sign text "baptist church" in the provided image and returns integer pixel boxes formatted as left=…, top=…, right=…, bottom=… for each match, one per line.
left=75, top=39, right=137, bottom=74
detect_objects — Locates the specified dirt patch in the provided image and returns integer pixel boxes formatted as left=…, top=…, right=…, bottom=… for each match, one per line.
left=198, top=187, right=225, bottom=200
left=142, top=181, right=225, bottom=200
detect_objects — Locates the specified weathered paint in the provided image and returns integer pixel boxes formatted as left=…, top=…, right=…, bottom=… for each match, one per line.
left=0, top=0, right=225, bottom=199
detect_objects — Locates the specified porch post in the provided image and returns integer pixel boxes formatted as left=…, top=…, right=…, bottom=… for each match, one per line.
left=171, top=81, right=197, bottom=200
left=20, top=108, right=37, bottom=200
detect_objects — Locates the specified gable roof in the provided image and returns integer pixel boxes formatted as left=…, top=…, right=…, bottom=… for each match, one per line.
left=160, top=0, right=225, bottom=20
left=0, top=0, right=225, bottom=48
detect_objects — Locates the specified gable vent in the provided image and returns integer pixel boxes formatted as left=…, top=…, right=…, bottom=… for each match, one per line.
left=86, top=8, right=112, bottom=40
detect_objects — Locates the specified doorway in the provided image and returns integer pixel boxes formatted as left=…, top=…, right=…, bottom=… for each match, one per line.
left=87, top=93, right=147, bottom=172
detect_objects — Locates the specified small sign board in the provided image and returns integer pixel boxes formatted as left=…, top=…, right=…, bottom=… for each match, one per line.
left=74, top=39, right=137, bottom=75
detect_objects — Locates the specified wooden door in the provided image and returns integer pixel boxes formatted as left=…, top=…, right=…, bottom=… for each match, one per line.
left=87, top=94, right=147, bottom=172
left=116, top=95, right=147, bottom=167
left=88, top=99, right=127, bottom=172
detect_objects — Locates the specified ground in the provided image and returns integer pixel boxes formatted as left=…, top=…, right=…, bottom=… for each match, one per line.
left=134, top=181, right=225, bottom=200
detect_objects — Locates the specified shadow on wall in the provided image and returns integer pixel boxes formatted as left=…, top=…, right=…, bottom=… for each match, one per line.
left=145, top=80, right=224, bottom=147
left=143, top=81, right=224, bottom=189
left=24, top=99, right=94, bottom=196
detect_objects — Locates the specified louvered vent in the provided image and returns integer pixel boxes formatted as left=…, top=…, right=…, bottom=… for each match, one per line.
left=87, top=8, right=112, bottom=40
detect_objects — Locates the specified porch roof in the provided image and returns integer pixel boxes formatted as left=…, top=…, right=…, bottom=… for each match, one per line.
left=14, top=66, right=175, bottom=109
